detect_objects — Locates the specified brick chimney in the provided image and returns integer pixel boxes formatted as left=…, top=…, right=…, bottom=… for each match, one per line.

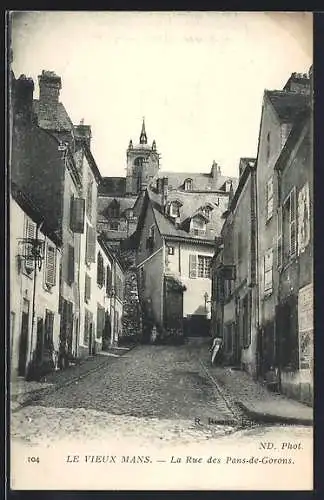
left=283, top=72, right=310, bottom=95
left=38, top=70, right=62, bottom=122
left=13, top=74, right=35, bottom=124
left=75, top=119, right=92, bottom=148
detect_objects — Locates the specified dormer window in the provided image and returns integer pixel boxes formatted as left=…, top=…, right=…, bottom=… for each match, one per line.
left=169, top=200, right=182, bottom=218
left=108, top=199, right=120, bottom=218
left=191, top=215, right=207, bottom=235
left=201, top=205, right=213, bottom=220
left=184, top=178, right=193, bottom=191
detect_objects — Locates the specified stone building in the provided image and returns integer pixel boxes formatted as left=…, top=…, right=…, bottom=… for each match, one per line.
left=10, top=184, right=61, bottom=379
left=134, top=166, right=237, bottom=342
left=274, top=103, right=313, bottom=404
left=255, top=71, right=310, bottom=388
left=211, top=158, right=258, bottom=375
left=11, top=70, right=104, bottom=367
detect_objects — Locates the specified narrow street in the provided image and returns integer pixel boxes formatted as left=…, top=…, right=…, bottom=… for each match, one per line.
left=11, top=341, right=242, bottom=445
left=10, top=341, right=313, bottom=490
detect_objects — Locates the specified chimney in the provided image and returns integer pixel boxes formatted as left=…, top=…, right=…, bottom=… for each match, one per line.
left=38, top=70, right=62, bottom=122
left=211, top=160, right=221, bottom=188
left=75, top=120, right=92, bottom=148
left=283, top=72, right=310, bottom=95
left=14, top=74, right=35, bottom=124
left=161, top=177, right=168, bottom=212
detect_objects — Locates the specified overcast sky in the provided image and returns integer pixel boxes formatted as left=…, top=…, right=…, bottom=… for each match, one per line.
left=10, top=11, right=312, bottom=178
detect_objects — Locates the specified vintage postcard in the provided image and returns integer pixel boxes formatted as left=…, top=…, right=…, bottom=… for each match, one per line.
left=8, top=11, right=313, bottom=491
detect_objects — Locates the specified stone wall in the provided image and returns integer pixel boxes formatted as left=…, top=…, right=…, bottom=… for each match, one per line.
left=118, top=248, right=141, bottom=342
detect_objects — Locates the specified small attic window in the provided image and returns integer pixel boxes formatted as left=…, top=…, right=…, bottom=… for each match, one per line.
left=169, top=200, right=182, bottom=218
left=266, top=132, right=271, bottom=161
left=201, top=206, right=212, bottom=219
left=184, top=178, right=193, bottom=191
left=108, top=199, right=120, bottom=218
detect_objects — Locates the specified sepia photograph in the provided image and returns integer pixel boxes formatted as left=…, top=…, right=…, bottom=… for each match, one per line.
left=8, top=10, right=313, bottom=491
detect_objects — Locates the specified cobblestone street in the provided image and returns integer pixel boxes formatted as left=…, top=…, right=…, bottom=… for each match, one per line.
left=11, top=342, right=241, bottom=446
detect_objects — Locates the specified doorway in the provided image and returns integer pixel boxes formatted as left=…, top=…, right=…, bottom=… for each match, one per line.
left=18, top=299, right=30, bottom=376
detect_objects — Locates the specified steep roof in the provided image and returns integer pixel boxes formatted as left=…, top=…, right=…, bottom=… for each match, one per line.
left=265, top=90, right=308, bottom=123
left=153, top=170, right=237, bottom=192
left=147, top=188, right=227, bottom=243
left=97, top=195, right=137, bottom=221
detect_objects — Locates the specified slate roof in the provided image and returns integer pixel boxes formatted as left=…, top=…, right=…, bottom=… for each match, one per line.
left=265, top=90, right=308, bottom=123
left=148, top=189, right=227, bottom=243
left=97, top=196, right=137, bottom=221
left=152, top=170, right=237, bottom=192
left=33, top=99, right=74, bottom=131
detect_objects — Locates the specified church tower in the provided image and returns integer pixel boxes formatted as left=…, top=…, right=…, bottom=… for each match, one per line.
left=126, top=118, right=160, bottom=195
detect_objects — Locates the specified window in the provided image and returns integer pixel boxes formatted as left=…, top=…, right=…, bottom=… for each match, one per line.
left=168, top=246, right=175, bottom=255
left=110, top=222, right=119, bottom=231
left=67, top=244, right=75, bottom=285
left=115, top=275, right=123, bottom=300
left=85, top=223, right=96, bottom=264
left=70, top=197, right=85, bottom=233
left=85, top=273, right=91, bottom=302
left=184, top=178, right=193, bottom=191
left=224, top=279, right=233, bottom=300
left=198, top=255, right=212, bottom=278
left=201, top=206, right=212, bottom=219
left=106, top=266, right=113, bottom=296
left=169, top=201, right=180, bottom=218
left=149, top=225, right=155, bottom=239
left=266, top=132, right=271, bottom=161
left=266, top=176, right=274, bottom=221
left=146, top=225, right=155, bottom=252
left=283, top=187, right=297, bottom=261
left=86, top=175, right=93, bottom=220
left=45, top=244, right=56, bottom=287
left=44, top=309, right=54, bottom=350
left=264, top=248, right=273, bottom=295
left=191, top=216, right=206, bottom=235
left=84, top=309, right=91, bottom=344
left=24, top=217, right=36, bottom=274
left=108, top=200, right=120, bottom=218
left=277, top=206, right=283, bottom=269
left=189, top=254, right=212, bottom=279
left=97, top=252, right=104, bottom=287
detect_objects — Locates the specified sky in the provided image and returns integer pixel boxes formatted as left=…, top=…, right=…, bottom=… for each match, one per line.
left=10, top=11, right=312, bottom=179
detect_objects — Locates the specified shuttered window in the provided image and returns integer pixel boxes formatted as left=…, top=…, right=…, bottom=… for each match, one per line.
left=85, top=223, right=96, bottom=264
left=24, top=217, right=36, bottom=273
left=106, top=266, right=113, bottom=296
left=96, top=304, right=105, bottom=339
left=45, top=244, right=57, bottom=287
left=266, top=176, right=274, bottom=221
left=84, top=309, right=90, bottom=344
left=264, top=248, right=273, bottom=294
left=289, top=187, right=297, bottom=257
left=70, top=197, right=85, bottom=233
left=67, top=245, right=75, bottom=285
left=97, top=252, right=104, bottom=287
left=85, top=273, right=91, bottom=302
left=189, top=254, right=197, bottom=278
left=198, top=255, right=212, bottom=278
left=86, top=175, right=93, bottom=220
left=277, top=206, right=283, bottom=269
left=44, top=309, right=54, bottom=349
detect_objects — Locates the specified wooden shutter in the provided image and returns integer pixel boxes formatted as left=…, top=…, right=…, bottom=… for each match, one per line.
left=85, top=274, right=91, bottom=302
left=25, top=217, right=36, bottom=272
left=277, top=206, right=283, bottom=268
left=44, top=309, right=54, bottom=348
left=106, top=266, right=112, bottom=295
left=289, top=187, right=297, bottom=256
left=70, top=197, right=85, bottom=233
left=189, top=254, right=197, bottom=278
left=96, top=305, right=105, bottom=339
left=84, top=309, right=89, bottom=344
left=264, top=249, right=273, bottom=293
left=67, top=245, right=74, bottom=284
left=45, top=244, right=57, bottom=286
left=97, top=252, right=104, bottom=287
left=86, top=226, right=96, bottom=263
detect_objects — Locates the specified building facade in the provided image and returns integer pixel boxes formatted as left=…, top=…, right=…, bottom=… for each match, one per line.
left=211, top=158, right=258, bottom=375
left=135, top=167, right=237, bottom=342
left=274, top=106, right=313, bottom=404
left=10, top=187, right=61, bottom=379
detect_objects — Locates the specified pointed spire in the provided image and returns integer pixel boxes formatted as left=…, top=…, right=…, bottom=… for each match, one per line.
left=152, top=139, right=156, bottom=151
left=140, top=117, right=147, bottom=144
left=128, top=139, right=133, bottom=150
